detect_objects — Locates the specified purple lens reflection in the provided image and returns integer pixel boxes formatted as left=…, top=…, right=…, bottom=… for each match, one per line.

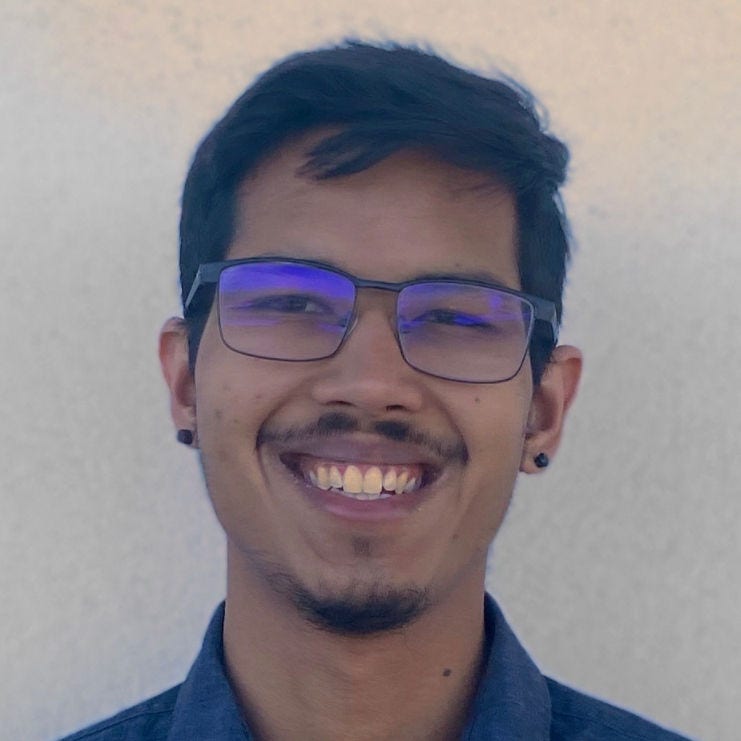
left=397, top=282, right=533, bottom=382
left=216, top=262, right=535, bottom=382
left=218, top=261, right=355, bottom=360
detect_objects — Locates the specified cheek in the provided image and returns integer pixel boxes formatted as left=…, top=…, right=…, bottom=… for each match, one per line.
left=450, top=388, right=532, bottom=532
left=196, top=370, right=280, bottom=461
left=462, top=384, right=532, bottom=460
left=193, top=362, right=298, bottom=547
left=195, top=320, right=286, bottom=451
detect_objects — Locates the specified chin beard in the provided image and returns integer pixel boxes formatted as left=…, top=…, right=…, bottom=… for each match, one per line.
left=296, top=583, right=431, bottom=635
left=267, top=569, right=431, bottom=635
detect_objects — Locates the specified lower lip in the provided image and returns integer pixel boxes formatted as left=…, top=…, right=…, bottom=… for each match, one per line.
left=307, top=484, right=430, bottom=522
left=280, top=461, right=439, bottom=523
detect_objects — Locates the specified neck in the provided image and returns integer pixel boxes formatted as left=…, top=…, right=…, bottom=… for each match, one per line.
left=222, top=553, right=487, bottom=741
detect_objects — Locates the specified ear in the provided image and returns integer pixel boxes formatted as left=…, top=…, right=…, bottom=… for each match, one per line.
left=520, top=345, right=582, bottom=473
left=159, top=317, right=197, bottom=440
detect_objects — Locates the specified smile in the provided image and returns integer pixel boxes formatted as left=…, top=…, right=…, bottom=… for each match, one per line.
left=281, top=454, right=434, bottom=501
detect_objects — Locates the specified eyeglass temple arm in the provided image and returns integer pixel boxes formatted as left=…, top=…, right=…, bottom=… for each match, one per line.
left=184, top=264, right=224, bottom=315
left=532, top=298, right=559, bottom=344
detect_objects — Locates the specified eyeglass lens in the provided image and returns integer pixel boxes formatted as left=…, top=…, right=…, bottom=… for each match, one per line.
left=217, top=261, right=533, bottom=382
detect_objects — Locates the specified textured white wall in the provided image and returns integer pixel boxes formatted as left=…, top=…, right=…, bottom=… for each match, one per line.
left=2, top=2, right=738, bottom=740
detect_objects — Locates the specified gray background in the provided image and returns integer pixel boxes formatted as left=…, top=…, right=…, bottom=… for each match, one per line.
left=2, top=2, right=739, bottom=740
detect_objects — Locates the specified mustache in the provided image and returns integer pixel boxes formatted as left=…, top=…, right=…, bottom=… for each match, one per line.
left=257, top=411, right=469, bottom=465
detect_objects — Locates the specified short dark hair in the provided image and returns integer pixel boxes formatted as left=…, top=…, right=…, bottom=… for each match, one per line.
left=179, top=40, right=570, bottom=384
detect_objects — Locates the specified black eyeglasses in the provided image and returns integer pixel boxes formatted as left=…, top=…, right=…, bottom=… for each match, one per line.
left=184, top=257, right=557, bottom=383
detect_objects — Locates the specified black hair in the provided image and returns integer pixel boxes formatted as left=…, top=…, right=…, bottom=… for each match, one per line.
left=179, top=40, right=571, bottom=384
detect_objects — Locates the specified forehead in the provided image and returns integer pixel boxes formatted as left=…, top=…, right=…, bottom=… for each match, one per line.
left=230, top=134, right=520, bottom=287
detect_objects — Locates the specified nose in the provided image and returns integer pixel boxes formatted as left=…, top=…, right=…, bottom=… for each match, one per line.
left=309, top=296, right=426, bottom=415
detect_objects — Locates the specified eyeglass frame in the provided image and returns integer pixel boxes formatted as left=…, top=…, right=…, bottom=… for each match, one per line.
left=183, top=256, right=559, bottom=383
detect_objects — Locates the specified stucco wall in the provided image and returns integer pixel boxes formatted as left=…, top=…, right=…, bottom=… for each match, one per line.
left=2, top=2, right=739, bottom=739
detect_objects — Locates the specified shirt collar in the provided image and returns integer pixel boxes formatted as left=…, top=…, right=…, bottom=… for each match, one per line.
left=168, top=595, right=550, bottom=740
left=461, top=594, right=551, bottom=739
left=167, top=603, right=251, bottom=741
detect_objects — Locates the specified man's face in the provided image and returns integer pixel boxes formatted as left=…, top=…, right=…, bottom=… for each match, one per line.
left=187, top=140, right=538, bottom=630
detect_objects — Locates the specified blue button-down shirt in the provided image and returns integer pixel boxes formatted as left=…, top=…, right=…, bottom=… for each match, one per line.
left=59, top=596, right=692, bottom=740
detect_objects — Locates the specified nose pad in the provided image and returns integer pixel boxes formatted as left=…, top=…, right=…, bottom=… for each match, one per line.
left=336, top=290, right=405, bottom=363
left=337, top=302, right=403, bottom=365
left=342, top=295, right=398, bottom=349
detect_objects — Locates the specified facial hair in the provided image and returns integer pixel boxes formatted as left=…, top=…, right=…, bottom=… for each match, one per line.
left=250, top=410, right=460, bottom=634
left=264, top=563, right=432, bottom=635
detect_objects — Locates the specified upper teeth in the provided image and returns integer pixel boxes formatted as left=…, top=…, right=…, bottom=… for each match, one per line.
left=307, top=463, right=420, bottom=498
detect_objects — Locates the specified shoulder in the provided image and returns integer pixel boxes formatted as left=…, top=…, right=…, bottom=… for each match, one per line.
left=56, top=685, right=181, bottom=741
left=546, top=677, right=693, bottom=741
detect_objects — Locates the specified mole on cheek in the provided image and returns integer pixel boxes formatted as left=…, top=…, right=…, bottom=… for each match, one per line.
left=442, top=668, right=452, bottom=677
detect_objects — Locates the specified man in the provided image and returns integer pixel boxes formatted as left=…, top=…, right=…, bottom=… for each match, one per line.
left=62, top=42, right=691, bottom=740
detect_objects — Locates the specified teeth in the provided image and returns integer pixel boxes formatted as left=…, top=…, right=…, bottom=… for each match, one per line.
left=395, top=471, right=409, bottom=495
left=329, top=465, right=343, bottom=489
left=382, top=468, right=397, bottom=491
left=316, top=466, right=330, bottom=490
left=342, top=465, right=364, bottom=494
left=305, top=462, right=424, bottom=497
left=363, top=466, right=383, bottom=494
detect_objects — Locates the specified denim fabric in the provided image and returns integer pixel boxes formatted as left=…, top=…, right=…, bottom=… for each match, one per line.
left=58, top=595, right=692, bottom=740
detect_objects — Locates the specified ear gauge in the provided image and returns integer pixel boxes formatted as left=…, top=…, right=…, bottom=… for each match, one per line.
left=533, top=452, right=549, bottom=469
left=176, top=429, right=195, bottom=446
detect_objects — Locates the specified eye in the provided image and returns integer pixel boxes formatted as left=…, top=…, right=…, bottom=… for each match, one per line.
left=413, top=309, right=494, bottom=329
left=241, top=294, right=334, bottom=315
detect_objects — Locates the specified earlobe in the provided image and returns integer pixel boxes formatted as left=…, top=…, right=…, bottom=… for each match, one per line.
left=520, top=345, right=582, bottom=474
left=159, top=317, right=197, bottom=436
